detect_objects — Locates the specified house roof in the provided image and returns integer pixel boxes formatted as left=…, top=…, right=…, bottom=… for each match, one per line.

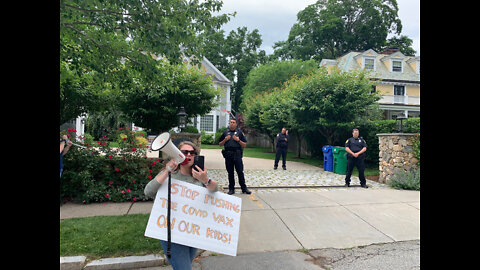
left=322, top=49, right=420, bottom=83
left=201, top=57, right=233, bottom=86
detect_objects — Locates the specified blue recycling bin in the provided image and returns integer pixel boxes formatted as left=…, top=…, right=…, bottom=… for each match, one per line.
left=322, top=145, right=334, bottom=172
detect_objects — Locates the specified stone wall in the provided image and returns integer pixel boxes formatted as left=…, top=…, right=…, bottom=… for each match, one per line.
left=170, top=133, right=202, bottom=149
left=377, top=133, right=419, bottom=183
left=147, top=133, right=202, bottom=159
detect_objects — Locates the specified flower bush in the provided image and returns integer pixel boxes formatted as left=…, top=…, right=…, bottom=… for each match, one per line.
left=60, top=127, right=163, bottom=204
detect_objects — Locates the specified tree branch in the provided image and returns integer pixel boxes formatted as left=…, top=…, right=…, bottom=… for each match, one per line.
left=60, top=3, right=136, bottom=17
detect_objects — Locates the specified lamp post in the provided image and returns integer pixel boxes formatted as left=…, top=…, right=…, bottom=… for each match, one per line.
left=177, top=107, right=187, bottom=133
left=395, top=112, right=407, bottom=133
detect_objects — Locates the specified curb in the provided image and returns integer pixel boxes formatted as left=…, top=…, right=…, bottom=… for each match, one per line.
left=60, top=254, right=167, bottom=270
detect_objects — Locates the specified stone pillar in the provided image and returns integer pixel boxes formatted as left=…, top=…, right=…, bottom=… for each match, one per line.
left=377, top=133, right=419, bottom=184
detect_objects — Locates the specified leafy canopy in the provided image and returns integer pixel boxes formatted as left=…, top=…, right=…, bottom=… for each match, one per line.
left=273, top=0, right=404, bottom=61
left=60, top=0, right=232, bottom=124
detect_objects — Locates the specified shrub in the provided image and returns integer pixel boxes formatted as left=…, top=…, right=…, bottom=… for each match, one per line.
left=60, top=128, right=163, bottom=204
left=388, top=168, right=420, bottom=190
left=200, top=130, right=214, bottom=144
left=184, top=125, right=199, bottom=133
left=215, top=128, right=227, bottom=144
left=83, top=132, right=95, bottom=146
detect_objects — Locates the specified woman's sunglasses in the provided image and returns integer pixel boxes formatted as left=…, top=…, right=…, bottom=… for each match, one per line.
left=180, top=150, right=197, bottom=155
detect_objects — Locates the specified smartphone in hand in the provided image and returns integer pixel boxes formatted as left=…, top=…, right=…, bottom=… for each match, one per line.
left=193, top=155, right=204, bottom=172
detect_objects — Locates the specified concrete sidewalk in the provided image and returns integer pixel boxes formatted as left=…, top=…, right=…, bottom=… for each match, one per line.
left=60, top=189, right=420, bottom=250
left=60, top=188, right=419, bottom=269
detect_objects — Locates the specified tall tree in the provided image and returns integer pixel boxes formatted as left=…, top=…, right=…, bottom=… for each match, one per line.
left=201, top=27, right=267, bottom=112
left=273, top=0, right=403, bottom=61
left=291, top=68, right=381, bottom=145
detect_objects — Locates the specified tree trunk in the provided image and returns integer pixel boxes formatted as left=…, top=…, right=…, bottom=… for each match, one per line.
left=270, top=136, right=275, bottom=153
left=318, top=127, right=334, bottom=146
left=293, top=130, right=302, bottom=158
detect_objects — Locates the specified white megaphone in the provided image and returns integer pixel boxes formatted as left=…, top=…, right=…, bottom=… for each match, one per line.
left=151, top=132, right=189, bottom=165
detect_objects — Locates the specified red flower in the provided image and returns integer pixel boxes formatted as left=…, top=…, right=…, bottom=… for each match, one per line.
left=148, top=175, right=152, bottom=180
left=131, top=148, right=137, bottom=151
left=132, top=180, right=136, bottom=183
left=148, top=169, right=152, bottom=173
left=127, top=189, right=131, bottom=193
left=115, top=168, right=120, bottom=172
left=105, top=194, right=110, bottom=198
left=121, top=190, right=125, bottom=194
left=133, top=197, right=137, bottom=202
left=108, top=155, right=112, bottom=159
left=109, top=181, right=113, bottom=185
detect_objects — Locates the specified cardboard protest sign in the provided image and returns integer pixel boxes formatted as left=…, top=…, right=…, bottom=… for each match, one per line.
left=144, top=178, right=242, bottom=256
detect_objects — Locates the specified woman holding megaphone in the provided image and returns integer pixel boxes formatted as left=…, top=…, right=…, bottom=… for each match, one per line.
left=145, top=140, right=217, bottom=270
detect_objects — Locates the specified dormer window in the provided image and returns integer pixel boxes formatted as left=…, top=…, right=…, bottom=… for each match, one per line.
left=381, top=51, right=406, bottom=73
left=354, top=49, right=378, bottom=72
left=364, top=58, right=375, bottom=71
left=392, top=60, right=402, bottom=72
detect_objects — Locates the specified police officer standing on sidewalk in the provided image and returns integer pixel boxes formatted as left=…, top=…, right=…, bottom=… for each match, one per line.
left=344, top=128, right=368, bottom=188
left=219, top=118, right=251, bottom=195
left=274, top=128, right=289, bottom=170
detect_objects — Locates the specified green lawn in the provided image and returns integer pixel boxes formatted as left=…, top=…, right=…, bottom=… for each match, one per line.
left=60, top=214, right=162, bottom=260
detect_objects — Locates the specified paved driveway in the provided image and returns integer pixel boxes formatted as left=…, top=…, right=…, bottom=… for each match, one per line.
left=201, top=148, right=320, bottom=170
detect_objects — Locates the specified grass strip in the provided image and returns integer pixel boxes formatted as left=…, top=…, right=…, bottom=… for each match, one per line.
left=60, top=214, right=162, bottom=260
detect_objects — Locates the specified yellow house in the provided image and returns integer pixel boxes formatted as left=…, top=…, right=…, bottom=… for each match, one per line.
left=320, top=48, right=420, bottom=120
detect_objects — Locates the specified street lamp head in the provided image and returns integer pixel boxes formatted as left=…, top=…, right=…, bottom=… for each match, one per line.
left=395, top=113, right=407, bottom=133
left=177, top=107, right=187, bottom=133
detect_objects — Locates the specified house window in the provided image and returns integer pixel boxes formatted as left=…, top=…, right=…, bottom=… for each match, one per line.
left=364, top=58, right=375, bottom=70
left=393, top=85, right=406, bottom=104
left=200, top=115, right=214, bottom=132
left=392, top=60, right=402, bottom=72
left=394, top=85, right=405, bottom=96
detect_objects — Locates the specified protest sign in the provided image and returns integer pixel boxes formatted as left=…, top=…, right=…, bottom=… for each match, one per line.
left=145, top=178, right=242, bottom=256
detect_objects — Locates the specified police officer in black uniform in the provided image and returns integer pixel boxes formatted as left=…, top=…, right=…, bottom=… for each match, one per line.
left=344, top=128, right=368, bottom=188
left=274, top=128, right=289, bottom=170
left=219, top=118, right=251, bottom=195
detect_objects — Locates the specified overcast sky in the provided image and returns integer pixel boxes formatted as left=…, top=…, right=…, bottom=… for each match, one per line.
left=216, top=0, right=420, bottom=56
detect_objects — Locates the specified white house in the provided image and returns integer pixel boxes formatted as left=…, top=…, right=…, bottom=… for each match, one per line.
left=191, top=57, right=233, bottom=134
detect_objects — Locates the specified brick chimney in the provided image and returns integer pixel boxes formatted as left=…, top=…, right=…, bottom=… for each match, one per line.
left=381, top=47, right=400, bottom=55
